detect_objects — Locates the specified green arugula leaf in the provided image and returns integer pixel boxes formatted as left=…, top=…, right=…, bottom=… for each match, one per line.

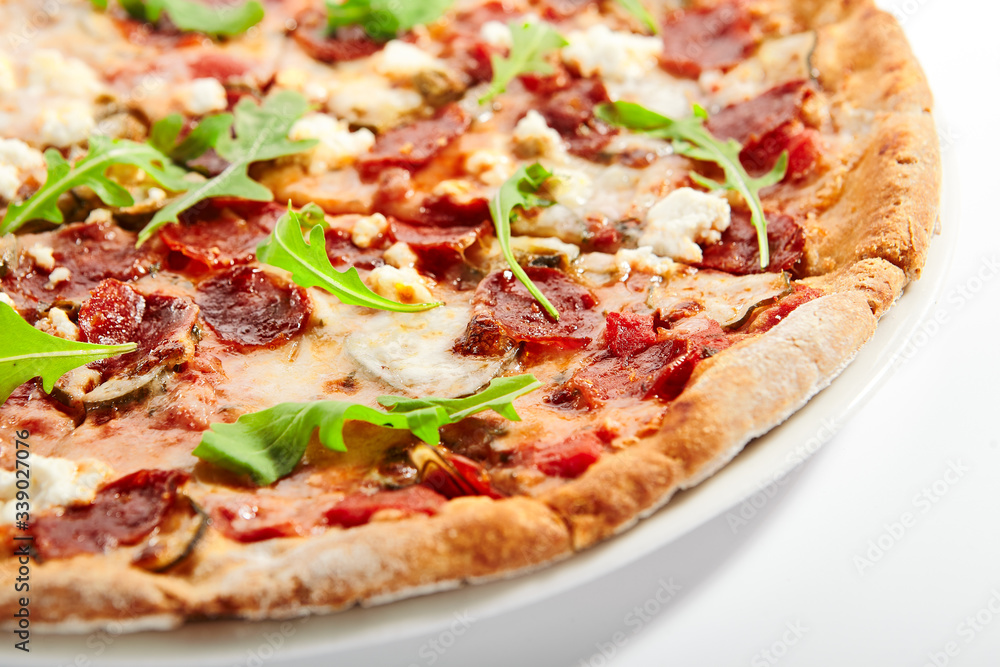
left=0, top=303, right=137, bottom=406
left=193, top=374, right=539, bottom=485
left=149, top=112, right=234, bottom=164
left=0, top=136, right=189, bottom=236
left=298, top=202, right=329, bottom=228
left=614, top=0, right=659, bottom=34
left=325, top=0, right=452, bottom=41
left=479, top=20, right=567, bottom=104
left=489, top=163, right=560, bottom=319
left=595, top=102, right=788, bottom=268
left=137, top=91, right=316, bottom=246
left=257, top=204, right=441, bottom=312
left=109, top=0, right=264, bottom=38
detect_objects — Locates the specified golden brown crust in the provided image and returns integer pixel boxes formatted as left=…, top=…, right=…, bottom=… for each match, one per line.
left=0, top=0, right=942, bottom=632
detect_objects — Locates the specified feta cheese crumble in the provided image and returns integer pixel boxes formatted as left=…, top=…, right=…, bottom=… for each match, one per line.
left=638, top=187, right=731, bottom=263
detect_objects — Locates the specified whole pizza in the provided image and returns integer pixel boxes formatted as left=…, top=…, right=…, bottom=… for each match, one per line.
left=0, top=0, right=939, bottom=634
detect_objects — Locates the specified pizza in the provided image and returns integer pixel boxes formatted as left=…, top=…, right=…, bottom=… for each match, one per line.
left=0, top=0, right=939, bottom=633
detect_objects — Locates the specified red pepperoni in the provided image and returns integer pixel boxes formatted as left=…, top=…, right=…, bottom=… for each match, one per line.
left=533, top=431, right=606, bottom=478
left=536, top=78, right=618, bottom=160
left=324, top=226, right=390, bottom=270
left=420, top=449, right=503, bottom=499
left=372, top=168, right=491, bottom=227
left=324, top=486, right=447, bottom=528
left=706, top=81, right=819, bottom=178
left=79, top=280, right=199, bottom=380
left=196, top=266, right=311, bottom=349
left=160, top=201, right=283, bottom=269
left=186, top=52, right=253, bottom=82
left=30, top=470, right=188, bottom=560
left=440, top=1, right=520, bottom=83
left=605, top=312, right=657, bottom=357
left=393, top=220, right=491, bottom=284
left=471, top=268, right=601, bottom=350
left=357, top=104, right=470, bottom=180
left=661, top=4, right=757, bottom=78
left=743, top=284, right=822, bottom=334
left=291, top=10, right=384, bottom=63
left=0, top=221, right=161, bottom=321
left=208, top=497, right=306, bottom=543
left=668, top=316, right=738, bottom=359
left=695, top=210, right=805, bottom=275
left=554, top=339, right=697, bottom=408
left=537, top=0, right=598, bottom=20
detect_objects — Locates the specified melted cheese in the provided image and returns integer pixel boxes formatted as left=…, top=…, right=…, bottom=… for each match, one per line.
left=0, top=456, right=113, bottom=525
left=345, top=306, right=515, bottom=398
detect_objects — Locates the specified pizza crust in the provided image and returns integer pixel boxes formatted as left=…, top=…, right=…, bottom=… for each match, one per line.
left=0, top=0, right=941, bottom=632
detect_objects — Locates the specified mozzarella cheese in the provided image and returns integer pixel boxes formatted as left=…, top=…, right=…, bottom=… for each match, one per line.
left=350, top=213, right=389, bottom=249
left=512, top=110, right=566, bottom=160
left=0, top=138, right=46, bottom=201
left=183, top=78, right=229, bottom=116
left=26, top=243, right=55, bottom=271
left=562, top=25, right=662, bottom=82
left=365, top=265, right=435, bottom=304
left=375, top=41, right=446, bottom=80
left=25, top=49, right=102, bottom=98
left=638, top=187, right=731, bottom=263
left=40, top=100, right=96, bottom=147
left=0, top=456, right=113, bottom=526
left=46, top=266, right=72, bottom=289
left=345, top=306, right=514, bottom=398
left=614, top=247, right=678, bottom=277
left=383, top=242, right=419, bottom=269
left=464, top=149, right=513, bottom=186
left=289, top=113, right=376, bottom=174
left=0, top=292, right=14, bottom=309
left=325, top=77, right=424, bottom=131
left=480, top=21, right=513, bottom=49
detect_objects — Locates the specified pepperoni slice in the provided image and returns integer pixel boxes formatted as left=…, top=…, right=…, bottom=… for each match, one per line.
left=30, top=470, right=188, bottom=560
left=466, top=268, right=601, bottom=351
left=79, top=279, right=199, bottom=380
left=0, top=221, right=161, bottom=321
left=196, top=266, right=311, bottom=349
left=160, top=201, right=283, bottom=269
left=393, top=220, right=491, bottom=284
left=324, top=227, right=390, bottom=270
left=533, top=431, right=607, bottom=479
left=324, top=486, right=447, bottom=528
left=605, top=312, right=657, bottom=357
left=357, top=105, right=470, bottom=180
left=291, top=9, right=384, bottom=63
left=554, top=339, right=698, bottom=408
left=536, top=78, right=618, bottom=160
left=705, top=81, right=820, bottom=179
left=661, top=4, right=757, bottom=78
left=186, top=52, right=253, bottom=82
left=743, top=285, right=822, bottom=334
left=696, top=210, right=805, bottom=275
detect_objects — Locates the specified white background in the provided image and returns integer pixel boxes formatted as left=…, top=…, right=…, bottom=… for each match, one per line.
left=349, top=1, right=1000, bottom=665
left=9, top=1, right=1000, bottom=665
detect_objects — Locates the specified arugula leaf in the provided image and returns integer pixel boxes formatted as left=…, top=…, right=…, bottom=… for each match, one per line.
left=615, top=0, right=659, bottom=34
left=0, top=303, right=137, bottom=406
left=193, top=374, right=540, bottom=485
left=479, top=20, right=567, bottom=104
left=257, top=205, right=441, bottom=312
left=595, top=102, right=788, bottom=268
left=107, top=0, right=264, bottom=38
left=489, top=163, right=560, bottom=319
left=137, top=91, right=316, bottom=246
left=0, top=136, right=189, bottom=236
left=149, top=112, right=234, bottom=164
left=325, top=0, right=452, bottom=41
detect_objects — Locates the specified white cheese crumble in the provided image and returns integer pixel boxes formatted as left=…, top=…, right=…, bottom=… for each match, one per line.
left=40, top=100, right=96, bottom=148
left=25, top=50, right=103, bottom=98
left=480, top=21, right=513, bottom=49
left=0, top=138, right=46, bottom=201
left=46, top=266, right=72, bottom=289
left=375, top=41, right=446, bottom=80
left=26, top=243, right=55, bottom=271
left=465, top=150, right=513, bottom=186
left=0, top=456, right=113, bottom=525
left=383, top=242, right=419, bottom=269
left=0, top=292, right=15, bottom=309
left=365, top=265, right=434, bottom=304
left=183, top=78, right=228, bottom=116
left=84, top=208, right=114, bottom=225
left=350, top=213, right=389, bottom=249
left=638, top=187, right=731, bottom=263
left=326, top=78, right=425, bottom=130
left=562, top=25, right=662, bottom=82
left=512, top=110, right=566, bottom=160
left=289, top=113, right=376, bottom=174
left=275, top=68, right=329, bottom=104
left=614, top=247, right=678, bottom=277
left=509, top=235, right=581, bottom=262
left=34, top=307, right=79, bottom=340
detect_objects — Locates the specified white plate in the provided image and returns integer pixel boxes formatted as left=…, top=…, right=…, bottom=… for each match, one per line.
left=17, top=158, right=958, bottom=667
